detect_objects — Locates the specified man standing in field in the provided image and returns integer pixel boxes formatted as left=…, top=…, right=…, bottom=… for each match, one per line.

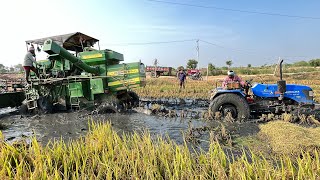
left=23, top=46, right=40, bottom=83
left=177, top=69, right=186, bottom=90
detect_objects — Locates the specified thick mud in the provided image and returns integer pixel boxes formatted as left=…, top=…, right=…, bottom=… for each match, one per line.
left=0, top=105, right=261, bottom=154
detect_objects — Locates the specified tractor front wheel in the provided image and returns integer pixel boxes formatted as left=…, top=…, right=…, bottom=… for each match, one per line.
left=209, top=93, right=250, bottom=121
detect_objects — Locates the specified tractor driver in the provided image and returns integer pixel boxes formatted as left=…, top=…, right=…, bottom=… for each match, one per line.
left=23, top=46, right=40, bottom=84
left=222, top=70, right=245, bottom=89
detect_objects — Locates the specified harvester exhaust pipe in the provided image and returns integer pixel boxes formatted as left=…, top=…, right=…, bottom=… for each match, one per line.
left=277, top=59, right=286, bottom=101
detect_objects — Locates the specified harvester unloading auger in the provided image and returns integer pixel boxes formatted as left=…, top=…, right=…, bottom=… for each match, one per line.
left=22, top=32, right=145, bottom=113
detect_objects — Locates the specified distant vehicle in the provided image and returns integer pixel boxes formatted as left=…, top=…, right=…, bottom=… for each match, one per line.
left=187, top=69, right=200, bottom=76
left=146, top=66, right=172, bottom=78
left=187, top=69, right=202, bottom=80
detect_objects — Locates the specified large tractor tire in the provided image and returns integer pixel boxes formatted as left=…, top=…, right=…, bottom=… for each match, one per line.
left=19, top=104, right=28, bottom=115
left=97, top=102, right=122, bottom=114
left=37, top=96, right=53, bottom=114
left=127, top=91, right=139, bottom=108
left=209, top=93, right=250, bottom=121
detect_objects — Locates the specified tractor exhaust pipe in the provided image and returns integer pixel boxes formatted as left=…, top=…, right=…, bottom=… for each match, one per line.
left=279, top=59, right=283, bottom=80
left=277, top=59, right=286, bottom=100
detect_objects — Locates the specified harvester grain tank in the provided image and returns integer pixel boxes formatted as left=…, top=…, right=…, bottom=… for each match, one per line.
left=23, top=32, right=145, bottom=113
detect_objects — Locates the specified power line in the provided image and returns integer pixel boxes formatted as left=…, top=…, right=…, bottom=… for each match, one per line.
left=146, top=0, right=320, bottom=20
left=199, top=40, right=258, bottom=55
left=101, top=38, right=312, bottom=60
left=102, top=38, right=259, bottom=55
left=102, top=39, right=197, bottom=46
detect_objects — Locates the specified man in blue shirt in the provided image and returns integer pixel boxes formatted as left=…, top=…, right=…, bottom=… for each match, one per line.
left=177, top=69, right=186, bottom=89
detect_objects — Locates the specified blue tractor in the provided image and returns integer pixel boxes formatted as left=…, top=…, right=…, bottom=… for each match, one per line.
left=209, top=60, right=316, bottom=121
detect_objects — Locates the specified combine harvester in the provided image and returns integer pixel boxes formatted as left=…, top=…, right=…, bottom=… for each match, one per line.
left=20, top=32, right=145, bottom=113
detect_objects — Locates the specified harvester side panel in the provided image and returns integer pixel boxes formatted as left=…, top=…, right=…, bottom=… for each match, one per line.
left=107, top=62, right=146, bottom=91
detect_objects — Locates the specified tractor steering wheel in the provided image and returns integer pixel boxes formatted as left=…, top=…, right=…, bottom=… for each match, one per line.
left=245, top=79, right=253, bottom=87
left=243, top=79, right=253, bottom=96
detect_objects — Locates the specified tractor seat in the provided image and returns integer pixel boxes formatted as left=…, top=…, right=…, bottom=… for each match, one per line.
left=225, top=82, right=241, bottom=90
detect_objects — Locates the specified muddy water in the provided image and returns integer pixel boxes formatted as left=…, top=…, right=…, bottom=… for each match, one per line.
left=0, top=106, right=261, bottom=153
left=0, top=109, right=208, bottom=145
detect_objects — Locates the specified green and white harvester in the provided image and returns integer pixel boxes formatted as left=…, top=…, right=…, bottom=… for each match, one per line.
left=23, top=32, right=146, bottom=113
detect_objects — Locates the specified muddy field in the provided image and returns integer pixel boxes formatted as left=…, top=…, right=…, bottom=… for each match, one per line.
left=0, top=104, right=262, bottom=153
left=1, top=73, right=320, bottom=156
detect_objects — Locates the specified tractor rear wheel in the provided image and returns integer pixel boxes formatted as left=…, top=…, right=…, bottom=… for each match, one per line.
left=209, top=93, right=250, bottom=121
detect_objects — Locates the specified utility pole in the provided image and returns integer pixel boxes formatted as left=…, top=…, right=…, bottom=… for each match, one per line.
left=206, top=63, right=209, bottom=81
left=196, top=39, right=199, bottom=70
left=153, top=58, right=158, bottom=78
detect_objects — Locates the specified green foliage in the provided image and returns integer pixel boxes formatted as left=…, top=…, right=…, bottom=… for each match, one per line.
left=291, top=61, right=309, bottom=67
left=187, top=59, right=198, bottom=69
left=207, top=63, right=217, bottom=75
left=225, top=60, right=233, bottom=68
left=0, top=64, right=6, bottom=73
left=309, top=59, right=320, bottom=67
left=14, top=64, right=23, bottom=72
left=177, top=66, right=184, bottom=70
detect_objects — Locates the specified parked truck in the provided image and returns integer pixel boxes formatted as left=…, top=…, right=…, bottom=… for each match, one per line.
left=146, top=66, right=172, bottom=78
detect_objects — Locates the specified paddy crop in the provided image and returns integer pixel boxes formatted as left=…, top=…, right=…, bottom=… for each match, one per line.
left=135, top=72, right=320, bottom=102
left=0, top=121, right=320, bottom=179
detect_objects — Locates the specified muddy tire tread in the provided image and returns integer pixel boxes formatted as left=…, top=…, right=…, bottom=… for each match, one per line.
left=209, top=93, right=250, bottom=121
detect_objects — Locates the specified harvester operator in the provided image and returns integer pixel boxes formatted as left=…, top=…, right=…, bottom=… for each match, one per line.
left=23, top=46, right=40, bottom=83
left=222, top=70, right=245, bottom=89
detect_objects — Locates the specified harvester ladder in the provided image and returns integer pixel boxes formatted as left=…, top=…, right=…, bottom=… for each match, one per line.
left=68, top=77, right=80, bottom=109
left=25, top=84, right=37, bottom=110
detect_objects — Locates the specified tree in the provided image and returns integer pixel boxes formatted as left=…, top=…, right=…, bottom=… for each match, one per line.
left=247, top=64, right=252, bottom=68
left=207, top=63, right=215, bottom=75
left=309, top=59, right=320, bottom=67
left=177, top=66, right=184, bottom=71
left=187, top=59, right=198, bottom=69
left=14, top=64, right=23, bottom=72
left=226, top=60, right=233, bottom=68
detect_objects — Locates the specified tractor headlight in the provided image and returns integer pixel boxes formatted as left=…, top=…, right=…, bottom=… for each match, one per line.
left=309, top=91, right=314, bottom=97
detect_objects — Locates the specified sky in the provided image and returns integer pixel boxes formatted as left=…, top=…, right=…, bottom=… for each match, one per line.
left=0, top=0, right=320, bottom=68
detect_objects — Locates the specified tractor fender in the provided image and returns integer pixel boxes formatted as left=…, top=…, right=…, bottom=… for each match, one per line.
left=210, top=90, right=246, bottom=101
